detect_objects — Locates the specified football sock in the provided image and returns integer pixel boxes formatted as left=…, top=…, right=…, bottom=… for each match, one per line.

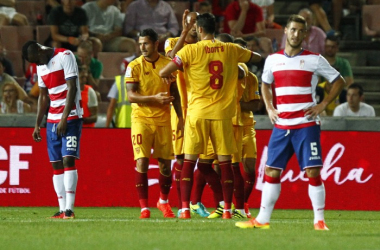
left=256, top=174, right=281, bottom=224
left=173, top=161, right=183, bottom=208
left=136, top=171, right=148, bottom=208
left=219, top=160, right=234, bottom=205
left=159, top=172, right=172, bottom=201
left=232, top=163, right=244, bottom=209
left=191, top=169, right=206, bottom=204
left=180, top=159, right=196, bottom=209
left=242, top=170, right=256, bottom=203
left=64, top=167, right=78, bottom=211
left=308, top=175, right=325, bottom=224
left=197, top=162, right=224, bottom=204
left=53, top=169, right=65, bottom=212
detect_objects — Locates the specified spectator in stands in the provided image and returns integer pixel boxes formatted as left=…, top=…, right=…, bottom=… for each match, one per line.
left=324, top=33, right=354, bottom=86
left=308, top=0, right=336, bottom=36
left=47, top=0, right=90, bottom=52
left=0, top=40, right=14, bottom=76
left=333, top=83, right=376, bottom=117
left=0, top=61, right=27, bottom=103
left=0, top=82, right=31, bottom=114
left=76, top=40, right=103, bottom=91
left=82, top=0, right=136, bottom=53
left=280, top=8, right=326, bottom=54
left=1, top=82, right=31, bottom=114
left=198, top=1, right=224, bottom=34
left=224, top=0, right=265, bottom=38
left=79, top=67, right=98, bottom=127
left=198, top=1, right=213, bottom=14
left=106, top=75, right=131, bottom=128
left=0, top=0, right=28, bottom=26
left=251, top=0, right=282, bottom=29
left=123, top=0, right=179, bottom=46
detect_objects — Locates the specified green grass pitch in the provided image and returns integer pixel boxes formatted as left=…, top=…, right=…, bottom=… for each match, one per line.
left=1, top=207, right=379, bottom=250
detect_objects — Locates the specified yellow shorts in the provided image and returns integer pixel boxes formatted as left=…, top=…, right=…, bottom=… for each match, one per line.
left=171, top=107, right=186, bottom=156
left=199, top=139, right=216, bottom=160
left=131, top=122, right=174, bottom=160
left=242, top=125, right=257, bottom=159
left=231, top=126, right=244, bottom=164
left=184, top=116, right=236, bottom=155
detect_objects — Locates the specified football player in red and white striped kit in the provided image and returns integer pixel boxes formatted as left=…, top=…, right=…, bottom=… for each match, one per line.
left=22, top=41, right=83, bottom=219
left=236, top=14, right=345, bottom=230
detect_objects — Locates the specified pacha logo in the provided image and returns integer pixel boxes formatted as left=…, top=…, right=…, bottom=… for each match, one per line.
left=0, top=146, right=32, bottom=194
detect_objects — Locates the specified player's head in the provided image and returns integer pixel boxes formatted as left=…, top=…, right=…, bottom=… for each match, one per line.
left=139, top=28, right=159, bottom=59
left=196, top=13, right=216, bottom=39
left=234, top=38, right=247, bottom=48
left=198, top=1, right=212, bottom=14
left=325, top=33, right=340, bottom=57
left=285, top=14, right=307, bottom=49
left=22, top=40, right=50, bottom=66
left=347, top=83, right=364, bottom=109
left=216, top=33, right=234, bottom=43
left=186, top=12, right=199, bottom=38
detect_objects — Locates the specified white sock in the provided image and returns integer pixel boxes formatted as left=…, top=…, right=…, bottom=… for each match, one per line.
left=53, top=174, right=65, bottom=212
left=308, top=184, right=325, bottom=224
left=64, top=169, right=78, bottom=211
left=256, top=182, right=281, bottom=224
left=159, top=198, right=168, bottom=204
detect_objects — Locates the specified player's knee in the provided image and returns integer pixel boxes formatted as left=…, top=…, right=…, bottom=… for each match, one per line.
left=305, top=167, right=321, bottom=178
left=264, top=167, right=281, bottom=178
left=63, top=156, right=76, bottom=168
left=136, top=158, right=149, bottom=173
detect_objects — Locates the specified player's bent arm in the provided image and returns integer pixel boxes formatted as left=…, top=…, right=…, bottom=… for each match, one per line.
left=170, top=82, right=183, bottom=119
left=320, top=76, right=345, bottom=110
left=247, top=51, right=262, bottom=64
left=160, top=61, right=180, bottom=77
left=127, top=83, right=174, bottom=104
left=84, top=106, right=98, bottom=124
left=61, top=78, right=78, bottom=121
left=35, top=87, right=49, bottom=128
left=240, top=99, right=261, bottom=113
left=262, top=82, right=279, bottom=124
left=105, top=98, right=117, bottom=127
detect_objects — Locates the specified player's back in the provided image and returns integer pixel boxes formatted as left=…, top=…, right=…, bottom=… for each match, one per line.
left=177, top=39, right=252, bottom=120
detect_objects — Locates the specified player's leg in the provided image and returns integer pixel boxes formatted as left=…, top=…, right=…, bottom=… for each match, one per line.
left=231, top=126, right=245, bottom=218
left=46, top=122, right=65, bottom=219
left=293, top=125, right=328, bottom=230
left=156, top=158, right=176, bottom=218
left=132, top=122, right=154, bottom=218
left=236, top=127, right=293, bottom=228
left=173, top=154, right=184, bottom=215
left=241, top=125, right=258, bottom=218
left=61, top=119, right=82, bottom=219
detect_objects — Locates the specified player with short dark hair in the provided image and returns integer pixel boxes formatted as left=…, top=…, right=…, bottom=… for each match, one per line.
left=235, top=14, right=345, bottom=230
left=160, top=13, right=261, bottom=219
left=22, top=40, right=83, bottom=219
left=126, top=28, right=183, bottom=219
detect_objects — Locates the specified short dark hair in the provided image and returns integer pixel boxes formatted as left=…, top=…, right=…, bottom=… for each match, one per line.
left=199, top=1, right=211, bottom=8
left=196, top=13, right=216, bottom=34
left=140, top=28, right=158, bottom=43
left=217, top=33, right=234, bottom=43
left=348, top=83, right=364, bottom=96
left=234, top=37, right=247, bottom=47
left=286, top=14, right=306, bottom=28
left=22, top=40, right=38, bottom=61
left=326, top=33, right=340, bottom=45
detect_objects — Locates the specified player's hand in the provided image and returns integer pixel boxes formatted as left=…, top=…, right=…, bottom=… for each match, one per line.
left=56, top=119, right=68, bottom=137
left=32, top=126, right=42, bottom=142
left=182, top=9, right=190, bottom=31
left=162, top=74, right=176, bottom=85
left=267, top=108, right=280, bottom=124
left=155, top=92, right=175, bottom=105
left=177, top=117, right=184, bottom=139
left=304, top=103, right=327, bottom=120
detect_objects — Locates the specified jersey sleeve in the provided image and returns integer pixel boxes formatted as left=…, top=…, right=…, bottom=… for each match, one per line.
left=124, top=61, right=140, bottom=84
left=316, top=55, right=340, bottom=83
left=36, top=67, right=46, bottom=88
left=60, top=50, right=79, bottom=79
left=164, top=38, right=175, bottom=55
left=175, top=46, right=189, bottom=70
left=261, top=55, right=274, bottom=84
left=236, top=44, right=253, bottom=63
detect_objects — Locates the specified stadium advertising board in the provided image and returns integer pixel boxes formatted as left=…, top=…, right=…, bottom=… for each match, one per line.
left=0, top=128, right=378, bottom=210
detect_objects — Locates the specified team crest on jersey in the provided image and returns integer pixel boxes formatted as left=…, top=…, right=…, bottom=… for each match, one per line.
left=135, top=147, right=140, bottom=154
left=125, top=67, right=132, bottom=77
left=300, top=60, right=305, bottom=69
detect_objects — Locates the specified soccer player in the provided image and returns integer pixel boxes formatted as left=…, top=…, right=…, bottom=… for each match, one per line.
left=160, top=13, right=261, bottom=219
left=22, top=41, right=83, bottom=219
left=235, top=14, right=345, bottom=230
left=126, top=28, right=183, bottom=219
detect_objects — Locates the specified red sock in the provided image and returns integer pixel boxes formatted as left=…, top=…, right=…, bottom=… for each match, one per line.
left=242, top=170, right=256, bottom=203
left=180, top=159, right=196, bottom=209
left=197, top=162, right=224, bottom=206
left=191, top=169, right=206, bottom=204
left=232, top=163, right=244, bottom=209
left=135, top=171, right=148, bottom=208
left=173, top=161, right=182, bottom=208
left=159, top=172, right=172, bottom=201
left=220, top=160, right=234, bottom=206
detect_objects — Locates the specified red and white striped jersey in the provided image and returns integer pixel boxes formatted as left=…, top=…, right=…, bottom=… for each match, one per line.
left=37, top=48, right=83, bottom=123
left=262, top=49, right=340, bottom=129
